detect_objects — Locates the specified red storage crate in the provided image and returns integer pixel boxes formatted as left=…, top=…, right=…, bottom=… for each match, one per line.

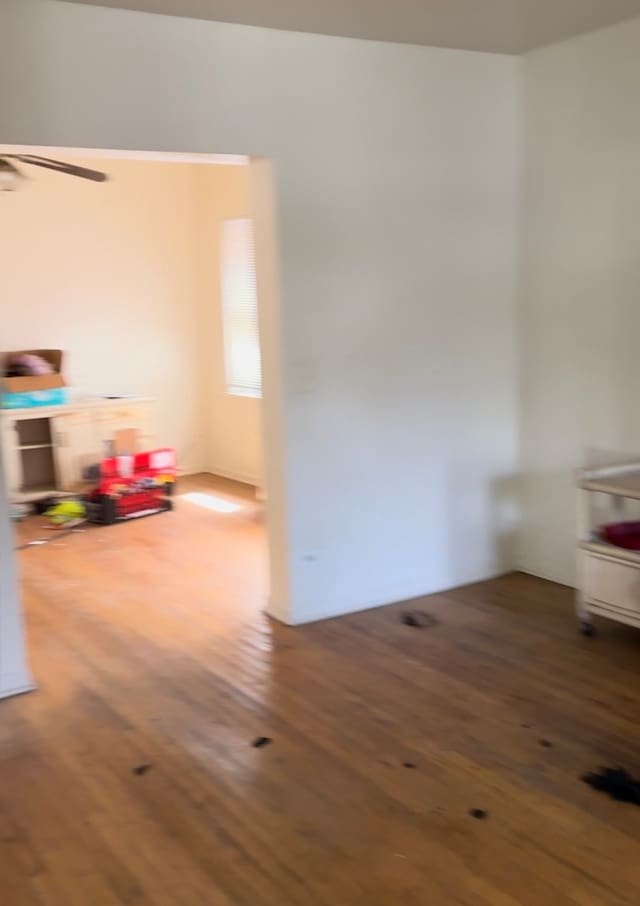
left=87, top=448, right=177, bottom=524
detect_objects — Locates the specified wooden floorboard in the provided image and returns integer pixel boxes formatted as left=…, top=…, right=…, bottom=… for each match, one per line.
left=2, top=474, right=640, bottom=904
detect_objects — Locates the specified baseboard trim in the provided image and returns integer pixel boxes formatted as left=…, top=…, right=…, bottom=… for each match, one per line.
left=517, top=566, right=575, bottom=589
left=0, top=673, right=36, bottom=700
left=200, top=467, right=259, bottom=488
left=285, top=570, right=511, bottom=626
left=265, top=598, right=289, bottom=625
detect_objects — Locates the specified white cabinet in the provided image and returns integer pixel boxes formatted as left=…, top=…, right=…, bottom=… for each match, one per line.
left=0, top=398, right=154, bottom=501
left=1, top=416, right=24, bottom=502
left=576, top=461, right=640, bottom=634
left=52, top=409, right=99, bottom=492
left=94, top=403, right=154, bottom=453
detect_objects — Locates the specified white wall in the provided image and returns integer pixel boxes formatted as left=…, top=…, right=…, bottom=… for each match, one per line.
left=520, top=16, right=640, bottom=585
left=195, top=164, right=263, bottom=486
left=0, top=446, right=34, bottom=698
left=0, top=0, right=521, bottom=624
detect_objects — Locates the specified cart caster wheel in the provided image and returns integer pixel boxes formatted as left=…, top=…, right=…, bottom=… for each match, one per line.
left=580, top=621, right=596, bottom=638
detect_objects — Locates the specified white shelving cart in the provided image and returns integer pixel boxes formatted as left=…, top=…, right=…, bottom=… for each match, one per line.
left=577, top=461, right=640, bottom=635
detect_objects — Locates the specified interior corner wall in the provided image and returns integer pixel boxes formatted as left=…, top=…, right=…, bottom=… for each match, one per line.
left=1, top=0, right=521, bottom=625
left=0, top=155, right=206, bottom=474
left=520, top=15, right=640, bottom=586
left=195, top=163, right=264, bottom=487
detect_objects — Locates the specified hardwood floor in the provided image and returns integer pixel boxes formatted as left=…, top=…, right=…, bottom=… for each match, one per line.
left=3, top=473, right=640, bottom=905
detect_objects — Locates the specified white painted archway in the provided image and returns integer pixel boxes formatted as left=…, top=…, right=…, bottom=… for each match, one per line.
left=0, top=153, right=290, bottom=698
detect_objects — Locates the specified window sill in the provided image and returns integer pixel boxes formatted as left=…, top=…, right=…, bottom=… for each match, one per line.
left=226, top=387, right=262, bottom=400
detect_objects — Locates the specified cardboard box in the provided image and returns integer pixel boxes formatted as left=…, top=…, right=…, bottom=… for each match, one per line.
left=114, top=428, right=140, bottom=456
left=1, top=349, right=68, bottom=409
left=2, top=349, right=66, bottom=393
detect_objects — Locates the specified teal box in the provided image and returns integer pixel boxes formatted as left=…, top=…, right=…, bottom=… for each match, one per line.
left=1, top=387, right=70, bottom=409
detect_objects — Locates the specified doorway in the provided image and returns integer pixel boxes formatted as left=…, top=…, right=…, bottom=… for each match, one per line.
left=0, top=146, right=288, bottom=698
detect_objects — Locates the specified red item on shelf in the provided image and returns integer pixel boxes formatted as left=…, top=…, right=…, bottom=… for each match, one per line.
left=601, top=522, right=640, bottom=550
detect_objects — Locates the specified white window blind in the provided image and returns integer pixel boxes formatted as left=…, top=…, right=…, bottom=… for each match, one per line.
left=221, top=218, right=262, bottom=397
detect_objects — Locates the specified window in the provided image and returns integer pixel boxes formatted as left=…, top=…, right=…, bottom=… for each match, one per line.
left=221, top=218, right=262, bottom=397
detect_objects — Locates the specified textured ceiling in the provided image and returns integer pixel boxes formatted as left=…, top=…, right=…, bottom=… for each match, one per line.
left=64, top=0, right=640, bottom=53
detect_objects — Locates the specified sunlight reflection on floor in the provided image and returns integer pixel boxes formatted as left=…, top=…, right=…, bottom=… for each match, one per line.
left=180, top=491, right=243, bottom=514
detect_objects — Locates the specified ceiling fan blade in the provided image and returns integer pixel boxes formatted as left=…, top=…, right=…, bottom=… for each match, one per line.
left=0, top=157, right=26, bottom=191
left=12, top=154, right=108, bottom=182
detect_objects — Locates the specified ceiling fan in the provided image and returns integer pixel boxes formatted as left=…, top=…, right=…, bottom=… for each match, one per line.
left=0, top=154, right=108, bottom=191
